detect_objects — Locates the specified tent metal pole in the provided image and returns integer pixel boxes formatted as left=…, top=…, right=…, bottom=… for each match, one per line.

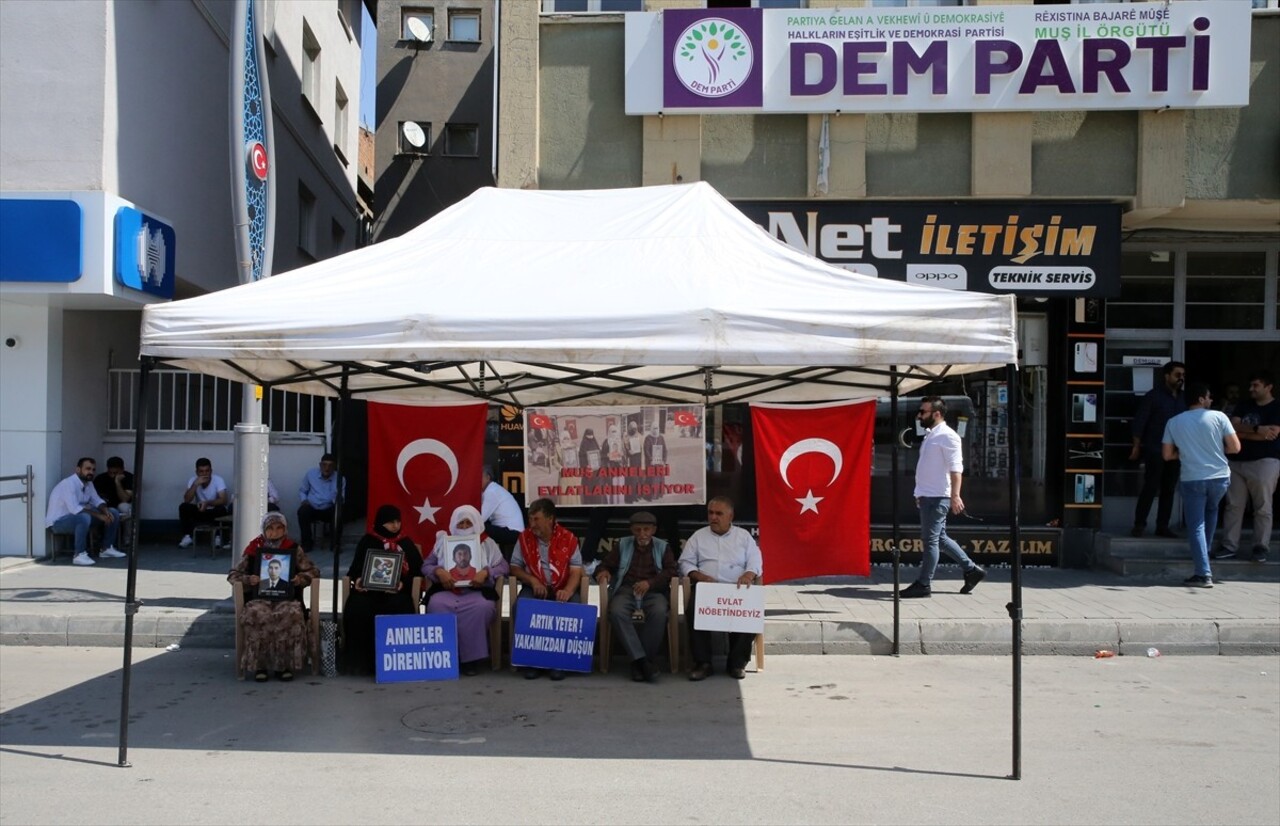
left=890, top=367, right=900, bottom=655
left=118, top=357, right=152, bottom=767
left=1007, top=362, right=1023, bottom=780
left=331, top=370, right=351, bottom=620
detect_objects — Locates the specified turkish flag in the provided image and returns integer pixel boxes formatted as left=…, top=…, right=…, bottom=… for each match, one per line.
left=750, top=400, right=875, bottom=582
left=368, top=402, right=487, bottom=551
left=528, top=412, right=553, bottom=429
left=673, top=411, right=698, bottom=427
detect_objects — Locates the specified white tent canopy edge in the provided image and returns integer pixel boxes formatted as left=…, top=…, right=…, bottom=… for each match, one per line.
left=139, top=182, right=1017, bottom=404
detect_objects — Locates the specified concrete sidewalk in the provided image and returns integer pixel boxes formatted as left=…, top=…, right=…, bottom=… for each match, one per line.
left=1, top=544, right=1277, bottom=656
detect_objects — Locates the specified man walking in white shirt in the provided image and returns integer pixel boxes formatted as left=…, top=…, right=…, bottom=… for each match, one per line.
left=45, top=457, right=124, bottom=566
left=900, top=397, right=985, bottom=598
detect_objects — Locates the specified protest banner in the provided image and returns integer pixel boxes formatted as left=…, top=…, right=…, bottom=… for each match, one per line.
left=375, top=613, right=459, bottom=683
left=511, top=600, right=598, bottom=673
left=692, top=582, right=766, bottom=634
left=524, top=404, right=705, bottom=507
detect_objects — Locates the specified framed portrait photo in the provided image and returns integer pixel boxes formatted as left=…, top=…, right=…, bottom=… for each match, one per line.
left=444, top=535, right=480, bottom=588
left=257, top=552, right=294, bottom=601
left=362, top=548, right=404, bottom=592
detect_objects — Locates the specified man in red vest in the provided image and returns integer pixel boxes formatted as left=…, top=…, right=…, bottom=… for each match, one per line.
left=510, top=498, right=584, bottom=681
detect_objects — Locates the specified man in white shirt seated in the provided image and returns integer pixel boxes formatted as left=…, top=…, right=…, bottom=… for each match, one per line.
left=678, top=496, right=762, bottom=681
left=178, top=457, right=230, bottom=548
left=480, top=466, right=525, bottom=551
left=45, top=457, right=124, bottom=566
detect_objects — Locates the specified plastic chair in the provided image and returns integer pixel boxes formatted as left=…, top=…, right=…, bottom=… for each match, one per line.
left=676, top=576, right=764, bottom=672
left=232, top=578, right=321, bottom=679
left=597, top=578, right=680, bottom=674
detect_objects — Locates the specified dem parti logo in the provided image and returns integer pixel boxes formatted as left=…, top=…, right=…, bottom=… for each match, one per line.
left=673, top=18, right=753, bottom=98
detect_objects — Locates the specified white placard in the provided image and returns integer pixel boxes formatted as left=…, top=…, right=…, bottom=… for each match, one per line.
left=692, top=582, right=766, bottom=634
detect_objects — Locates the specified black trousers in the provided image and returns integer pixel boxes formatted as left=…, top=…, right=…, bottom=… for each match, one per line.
left=1134, top=451, right=1180, bottom=530
left=685, top=580, right=754, bottom=670
left=296, top=503, right=335, bottom=551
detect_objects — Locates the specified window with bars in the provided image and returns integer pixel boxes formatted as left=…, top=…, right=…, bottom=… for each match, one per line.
left=107, top=370, right=327, bottom=435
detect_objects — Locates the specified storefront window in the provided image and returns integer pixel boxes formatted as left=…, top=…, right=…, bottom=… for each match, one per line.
left=1185, top=251, right=1267, bottom=330
left=1106, top=251, right=1173, bottom=329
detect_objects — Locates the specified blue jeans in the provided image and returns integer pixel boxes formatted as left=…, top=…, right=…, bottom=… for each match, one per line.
left=917, top=497, right=976, bottom=586
left=51, top=509, right=120, bottom=553
left=1180, top=477, right=1230, bottom=577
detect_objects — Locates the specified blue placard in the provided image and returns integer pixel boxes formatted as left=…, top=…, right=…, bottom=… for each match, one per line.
left=511, top=599, right=597, bottom=673
left=0, top=199, right=83, bottom=282
left=114, top=207, right=176, bottom=298
left=375, top=613, right=459, bottom=683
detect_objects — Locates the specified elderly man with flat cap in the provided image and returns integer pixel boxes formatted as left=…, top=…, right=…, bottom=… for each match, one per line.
left=594, top=511, right=678, bottom=682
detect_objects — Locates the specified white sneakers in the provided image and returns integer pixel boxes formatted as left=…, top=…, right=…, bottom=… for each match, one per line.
left=100, top=547, right=127, bottom=559
left=72, top=552, right=95, bottom=566
left=178, top=535, right=194, bottom=548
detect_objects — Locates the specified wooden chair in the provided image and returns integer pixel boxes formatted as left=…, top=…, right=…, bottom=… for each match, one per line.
left=232, top=577, right=321, bottom=679
left=676, top=576, right=765, bottom=672
left=508, top=574, right=594, bottom=671
left=597, top=578, right=680, bottom=674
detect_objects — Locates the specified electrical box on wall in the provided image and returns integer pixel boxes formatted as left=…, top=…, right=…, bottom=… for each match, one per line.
left=1017, top=315, right=1048, bottom=367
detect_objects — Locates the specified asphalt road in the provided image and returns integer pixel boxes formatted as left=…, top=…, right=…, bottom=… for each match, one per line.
left=1, top=648, right=1277, bottom=825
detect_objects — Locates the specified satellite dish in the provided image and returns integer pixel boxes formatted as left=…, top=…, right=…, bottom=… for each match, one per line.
left=401, top=121, right=426, bottom=148
left=406, top=17, right=431, bottom=43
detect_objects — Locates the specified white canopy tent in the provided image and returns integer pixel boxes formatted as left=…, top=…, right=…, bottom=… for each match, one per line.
left=139, top=182, right=1016, bottom=405
left=127, top=182, right=1029, bottom=777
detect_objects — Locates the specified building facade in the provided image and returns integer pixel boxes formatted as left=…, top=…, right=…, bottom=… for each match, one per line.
left=0, top=0, right=367, bottom=555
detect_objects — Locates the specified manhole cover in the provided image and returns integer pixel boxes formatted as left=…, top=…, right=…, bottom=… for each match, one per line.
left=401, top=703, right=519, bottom=736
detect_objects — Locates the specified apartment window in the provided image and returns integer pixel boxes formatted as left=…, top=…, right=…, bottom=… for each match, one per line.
left=1185, top=252, right=1267, bottom=330
left=334, top=80, right=349, bottom=163
left=448, top=9, right=481, bottom=42
left=332, top=219, right=347, bottom=255
left=540, top=0, right=643, bottom=11
left=298, top=182, right=317, bottom=256
left=302, top=22, right=322, bottom=114
left=398, top=121, right=431, bottom=155
left=444, top=124, right=479, bottom=157
left=402, top=7, right=434, bottom=41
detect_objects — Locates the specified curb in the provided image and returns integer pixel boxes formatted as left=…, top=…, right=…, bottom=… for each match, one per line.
left=2, top=613, right=1276, bottom=654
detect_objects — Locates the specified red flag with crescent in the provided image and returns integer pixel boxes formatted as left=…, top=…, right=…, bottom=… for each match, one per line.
left=528, top=412, right=553, bottom=429
left=750, top=400, right=874, bottom=582
left=368, top=402, right=487, bottom=551
left=673, top=411, right=698, bottom=427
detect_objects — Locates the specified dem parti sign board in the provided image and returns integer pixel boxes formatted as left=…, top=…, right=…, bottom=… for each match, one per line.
left=625, top=2, right=1250, bottom=114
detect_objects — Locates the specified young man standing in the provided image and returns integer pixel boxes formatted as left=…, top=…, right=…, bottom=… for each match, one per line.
left=1216, top=371, right=1279, bottom=563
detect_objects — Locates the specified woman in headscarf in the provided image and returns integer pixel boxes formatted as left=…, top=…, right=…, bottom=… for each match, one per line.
left=342, top=504, right=423, bottom=676
left=227, top=512, right=319, bottom=682
left=602, top=422, right=626, bottom=504
left=422, top=504, right=509, bottom=676
left=578, top=427, right=605, bottom=505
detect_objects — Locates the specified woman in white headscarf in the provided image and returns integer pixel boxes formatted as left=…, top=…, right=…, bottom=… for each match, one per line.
left=422, top=504, right=509, bottom=675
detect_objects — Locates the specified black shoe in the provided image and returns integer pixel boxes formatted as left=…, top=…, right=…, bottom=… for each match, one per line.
left=254, top=669, right=269, bottom=682
left=960, top=565, right=987, bottom=595
left=631, top=661, right=646, bottom=683
left=899, top=581, right=931, bottom=599
left=277, top=670, right=293, bottom=682
left=689, top=663, right=713, bottom=682
left=549, top=669, right=567, bottom=682
left=1210, top=545, right=1237, bottom=560
left=1155, top=527, right=1178, bottom=539
left=726, top=666, right=746, bottom=680
left=462, top=663, right=480, bottom=677
left=522, top=668, right=542, bottom=680
left=641, top=659, right=659, bottom=684
left=1130, top=526, right=1145, bottom=538
left=1250, top=546, right=1269, bottom=563
left=1183, top=574, right=1213, bottom=588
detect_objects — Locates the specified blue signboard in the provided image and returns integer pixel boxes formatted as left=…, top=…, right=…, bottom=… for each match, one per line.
left=511, top=600, right=597, bottom=673
left=375, top=613, right=459, bottom=683
left=0, top=199, right=83, bottom=282
left=114, top=207, right=176, bottom=298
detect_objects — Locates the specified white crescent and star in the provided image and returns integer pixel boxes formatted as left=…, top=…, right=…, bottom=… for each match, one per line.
left=396, top=438, right=459, bottom=524
left=778, top=437, right=843, bottom=516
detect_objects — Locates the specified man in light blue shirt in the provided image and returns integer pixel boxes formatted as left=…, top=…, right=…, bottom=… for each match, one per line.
left=297, top=453, right=345, bottom=551
left=1162, top=383, right=1240, bottom=587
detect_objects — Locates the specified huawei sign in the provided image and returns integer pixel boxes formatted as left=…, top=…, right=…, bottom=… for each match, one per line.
left=245, top=141, right=268, bottom=181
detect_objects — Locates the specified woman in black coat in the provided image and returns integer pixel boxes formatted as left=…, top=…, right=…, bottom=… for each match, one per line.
left=342, top=504, right=423, bottom=675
